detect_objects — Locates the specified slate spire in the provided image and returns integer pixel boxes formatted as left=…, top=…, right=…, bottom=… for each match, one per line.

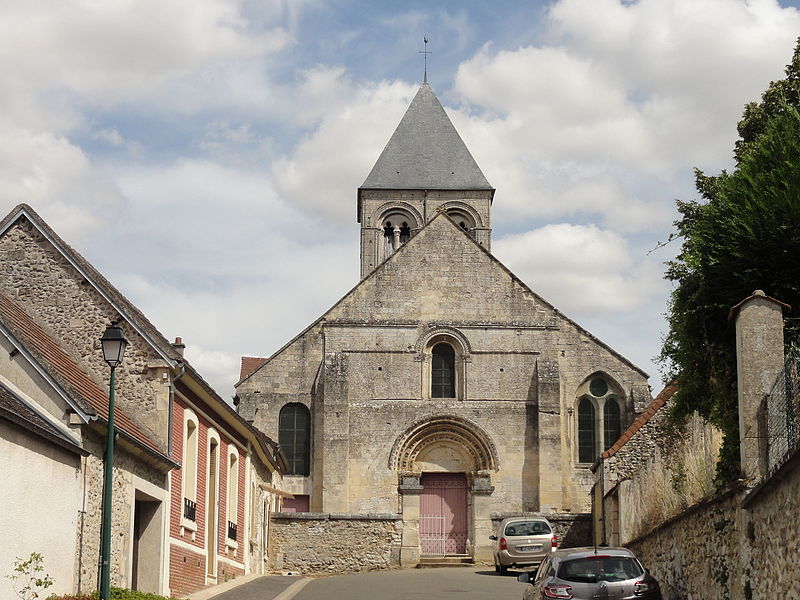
left=360, top=83, right=493, bottom=191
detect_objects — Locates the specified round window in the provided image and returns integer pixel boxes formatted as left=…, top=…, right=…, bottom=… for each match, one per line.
left=589, top=378, right=608, bottom=397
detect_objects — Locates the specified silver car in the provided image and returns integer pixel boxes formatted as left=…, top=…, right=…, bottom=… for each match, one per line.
left=490, top=517, right=557, bottom=574
left=516, top=547, right=662, bottom=599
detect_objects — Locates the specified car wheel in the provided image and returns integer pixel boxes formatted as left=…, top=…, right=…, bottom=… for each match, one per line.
left=494, top=560, right=500, bottom=573
left=499, top=564, right=508, bottom=575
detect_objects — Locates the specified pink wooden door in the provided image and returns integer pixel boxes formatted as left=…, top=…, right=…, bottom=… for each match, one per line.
left=419, top=473, right=468, bottom=555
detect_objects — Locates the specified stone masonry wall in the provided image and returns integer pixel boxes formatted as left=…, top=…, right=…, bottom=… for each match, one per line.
left=601, top=401, right=722, bottom=543
left=0, top=217, right=173, bottom=448
left=269, top=513, right=402, bottom=574
left=628, top=459, right=800, bottom=600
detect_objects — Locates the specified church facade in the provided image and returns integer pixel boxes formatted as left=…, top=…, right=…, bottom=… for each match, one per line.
left=236, top=83, right=651, bottom=565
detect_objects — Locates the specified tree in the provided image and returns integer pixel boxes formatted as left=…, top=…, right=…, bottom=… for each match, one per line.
left=661, top=39, right=800, bottom=485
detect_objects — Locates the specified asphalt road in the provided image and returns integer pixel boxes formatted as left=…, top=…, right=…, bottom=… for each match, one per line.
left=291, top=567, right=524, bottom=600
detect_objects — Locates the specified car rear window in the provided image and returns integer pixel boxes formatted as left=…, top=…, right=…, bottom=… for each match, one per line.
left=557, top=556, right=643, bottom=583
left=503, top=521, right=551, bottom=536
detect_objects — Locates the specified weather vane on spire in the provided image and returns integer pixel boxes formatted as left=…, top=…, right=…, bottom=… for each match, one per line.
left=419, top=37, right=431, bottom=84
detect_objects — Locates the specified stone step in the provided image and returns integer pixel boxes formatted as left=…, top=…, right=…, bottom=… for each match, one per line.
left=416, top=555, right=475, bottom=568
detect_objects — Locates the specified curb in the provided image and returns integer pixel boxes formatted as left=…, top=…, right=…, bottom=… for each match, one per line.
left=186, top=573, right=270, bottom=600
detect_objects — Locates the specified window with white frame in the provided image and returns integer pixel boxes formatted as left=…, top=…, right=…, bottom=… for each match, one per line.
left=182, top=409, right=199, bottom=524
left=226, top=447, right=239, bottom=543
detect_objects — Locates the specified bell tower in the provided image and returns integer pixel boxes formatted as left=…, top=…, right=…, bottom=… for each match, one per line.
left=356, top=83, right=495, bottom=278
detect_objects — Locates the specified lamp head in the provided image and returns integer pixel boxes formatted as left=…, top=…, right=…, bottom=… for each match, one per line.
left=100, top=321, right=128, bottom=368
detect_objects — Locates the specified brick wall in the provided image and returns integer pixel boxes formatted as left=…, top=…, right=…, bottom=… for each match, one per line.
left=169, top=544, right=207, bottom=597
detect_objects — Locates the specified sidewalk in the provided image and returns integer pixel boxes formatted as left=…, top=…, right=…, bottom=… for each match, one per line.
left=188, top=574, right=310, bottom=600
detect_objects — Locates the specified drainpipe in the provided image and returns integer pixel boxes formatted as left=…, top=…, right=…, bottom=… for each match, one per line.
left=169, top=338, right=186, bottom=458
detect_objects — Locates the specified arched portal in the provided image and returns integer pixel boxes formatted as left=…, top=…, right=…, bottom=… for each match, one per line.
left=391, top=416, right=498, bottom=560
left=389, top=415, right=499, bottom=474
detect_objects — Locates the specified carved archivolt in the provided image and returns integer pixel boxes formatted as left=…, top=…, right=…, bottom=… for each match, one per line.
left=372, top=202, right=424, bottom=229
left=388, top=415, right=499, bottom=472
left=414, top=325, right=472, bottom=357
left=437, top=201, right=484, bottom=228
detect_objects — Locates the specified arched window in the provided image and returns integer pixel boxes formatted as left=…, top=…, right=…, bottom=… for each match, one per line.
left=445, top=207, right=478, bottom=239
left=182, top=410, right=199, bottom=523
left=431, top=343, right=456, bottom=398
left=575, top=375, right=626, bottom=463
left=279, top=403, right=310, bottom=476
left=578, top=397, right=596, bottom=463
left=603, top=399, right=621, bottom=451
left=227, top=448, right=239, bottom=541
left=399, top=222, right=411, bottom=244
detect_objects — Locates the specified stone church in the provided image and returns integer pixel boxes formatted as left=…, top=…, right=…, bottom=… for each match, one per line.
left=236, top=82, right=651, bottom=565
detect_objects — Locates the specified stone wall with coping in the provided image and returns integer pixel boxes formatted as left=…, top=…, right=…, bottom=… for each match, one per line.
left=268, top=513, right=402, bottom=574
left=627, top=459, right=800, bottom=600
left=599, top=405, right=722, bottom=544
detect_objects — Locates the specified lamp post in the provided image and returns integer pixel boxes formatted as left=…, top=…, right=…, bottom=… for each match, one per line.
left=99, top=321, right=128, bottom=600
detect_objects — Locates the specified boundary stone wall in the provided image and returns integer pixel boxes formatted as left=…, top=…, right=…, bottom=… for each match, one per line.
left=627, top=454, right=800, bottom=599
left=269, top=513, right=402, bottom=574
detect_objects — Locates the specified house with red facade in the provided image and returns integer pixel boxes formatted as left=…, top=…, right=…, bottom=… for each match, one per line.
left=0, top=204, right=287, bottom=599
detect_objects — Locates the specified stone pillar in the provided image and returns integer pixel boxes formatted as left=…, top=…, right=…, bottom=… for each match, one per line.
left=470, top=473, right=495, bottom=563
left=732, top=290, right=787, bottom=484
left=537, top=359, right=562, bottom=510
left=398, top=474, right=423, bottom=566
left=321, top=352, right=350, bottom=511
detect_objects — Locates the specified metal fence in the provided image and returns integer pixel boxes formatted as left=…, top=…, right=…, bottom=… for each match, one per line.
left=765, top=348, right=800, bottom=474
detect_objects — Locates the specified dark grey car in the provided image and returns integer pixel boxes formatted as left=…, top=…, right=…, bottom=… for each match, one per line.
left=516, top=547, right=662, bottom=599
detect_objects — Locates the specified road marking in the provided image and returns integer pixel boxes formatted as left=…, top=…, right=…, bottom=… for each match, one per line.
left=274, top=577, right=313, bottom=600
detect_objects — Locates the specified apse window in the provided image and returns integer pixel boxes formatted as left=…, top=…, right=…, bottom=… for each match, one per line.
left=279, top=403, right=311, bottom=476
left=576, top=377, right=623, bottom=463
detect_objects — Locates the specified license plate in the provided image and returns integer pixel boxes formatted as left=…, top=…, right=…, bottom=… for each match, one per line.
left=517, top=545, right=541, bottom=552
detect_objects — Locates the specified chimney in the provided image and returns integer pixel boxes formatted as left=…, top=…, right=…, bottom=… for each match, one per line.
left=172, top=337, right=186, bottom=358
left=731, top=290, right=788, bottom=484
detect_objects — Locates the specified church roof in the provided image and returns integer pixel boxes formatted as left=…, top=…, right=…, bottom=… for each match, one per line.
left=360, top=83, right=493, bottom=192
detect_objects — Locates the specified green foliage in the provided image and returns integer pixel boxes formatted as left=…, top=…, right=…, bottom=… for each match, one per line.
left=103, top=587, right=178, bottom=600
left=661, top=38, right=800, bottom=486
left=5, top=553, right=54, bottom=600
left=48, top=588, right=181, bottom=600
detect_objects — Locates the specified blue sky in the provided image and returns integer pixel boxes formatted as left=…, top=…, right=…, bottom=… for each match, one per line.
left=1, top=0, right=799, bottom=398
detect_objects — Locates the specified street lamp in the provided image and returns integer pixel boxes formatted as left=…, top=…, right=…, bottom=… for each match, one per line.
left=99, top=321, right=128, bottom=600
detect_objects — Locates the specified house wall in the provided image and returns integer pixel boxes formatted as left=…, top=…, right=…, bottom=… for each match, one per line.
left=0, top=217, right=173, bottom=448
left=168, top=395, right=250, bottom=597
left=0, top=421, right=82, bottom=599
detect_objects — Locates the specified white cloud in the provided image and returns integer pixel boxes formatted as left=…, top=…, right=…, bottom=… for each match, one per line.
left=272, top=76, right=418, bottom=221
left=493, top=223, right=663, bottom=314
left=449, top=0, right=800, bottom=230
left=0, top=125, right=125, bottom=237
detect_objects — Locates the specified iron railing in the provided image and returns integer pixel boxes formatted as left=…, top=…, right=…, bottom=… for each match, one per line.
left=227, top=521, right=238, bottom=541
left=183, top=498, right=197, bottom=522
left=765, top=348, right=800, bottom=474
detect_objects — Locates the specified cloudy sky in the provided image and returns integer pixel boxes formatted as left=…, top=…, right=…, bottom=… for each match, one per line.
left=2, top=0, right=799, bottom=399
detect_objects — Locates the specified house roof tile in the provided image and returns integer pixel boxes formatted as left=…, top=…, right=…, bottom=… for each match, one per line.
left=0, top=293, right=168, bottom=459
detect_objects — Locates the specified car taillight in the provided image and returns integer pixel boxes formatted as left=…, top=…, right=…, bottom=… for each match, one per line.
left=499, top=537, right=507, bottom=550
left=551, top=534, right=558, bottom=548
left=634, top=580, right=659, bottom=595
left=542, top=584, right=572, bottom=598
